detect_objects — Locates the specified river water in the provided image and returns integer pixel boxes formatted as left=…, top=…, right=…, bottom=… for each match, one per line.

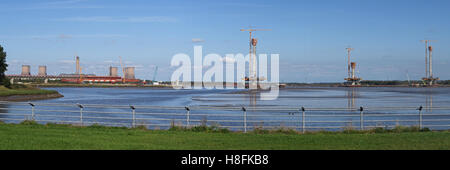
left=1, top=87, right=449, bottom=131
left=39, top=87, right=450, bottom=108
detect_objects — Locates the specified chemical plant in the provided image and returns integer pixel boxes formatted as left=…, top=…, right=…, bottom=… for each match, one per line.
left=7, top=56, right=145, bottom=85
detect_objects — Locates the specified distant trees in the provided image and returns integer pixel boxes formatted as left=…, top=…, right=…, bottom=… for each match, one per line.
left=0, top=45, right=9, bottom=87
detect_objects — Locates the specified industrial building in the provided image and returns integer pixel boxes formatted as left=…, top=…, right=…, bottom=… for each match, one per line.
left=124, top=67, right=135, bottom=79
left=61, top=56, right=139, bottom=84
left=7, top=56, right=142, bottom=84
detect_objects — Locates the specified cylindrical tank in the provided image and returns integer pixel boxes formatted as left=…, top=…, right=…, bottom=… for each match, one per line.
left=251, top=38, right=258, bottom=46
left=38, top=66, right=47, bottom=76
left=109, top=66, right=118, bottom=77
left=124, top=67, right=135, bottom=79
left=21, top=65, right=31, bottom=75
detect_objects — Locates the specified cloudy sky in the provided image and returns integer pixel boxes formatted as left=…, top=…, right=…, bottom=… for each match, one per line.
left=1, top=0, right=449, bottom=82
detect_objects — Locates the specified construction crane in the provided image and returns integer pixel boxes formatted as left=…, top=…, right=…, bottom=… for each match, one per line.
left=344, top=47, right=361, bottom=86
left=420, top=40, right=439, bottom=86
left=240, top=27, right=271, bottom=85
left=152, top=66, right=158, bottom=82
left=345, top=47, right=354, bottom=78
left=119, top=56, right=126, bottom=83
left=420, top=40, right=437, bottom=78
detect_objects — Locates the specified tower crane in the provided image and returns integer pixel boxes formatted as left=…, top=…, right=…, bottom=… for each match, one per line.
left=420, top=40, right=437, bottom=78
left=240, top=27, right=271, bottom=83
left=345, top=47, right=354, bottom=78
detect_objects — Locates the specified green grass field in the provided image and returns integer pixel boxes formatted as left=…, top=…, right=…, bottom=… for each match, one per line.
left=0, top=85, right=58, bottom=96
left=0, top=122, right=449, bottom=150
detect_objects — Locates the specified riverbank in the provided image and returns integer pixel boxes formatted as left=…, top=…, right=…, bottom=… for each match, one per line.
left=33, top=83, right=172, bottom=88
left=31, top=83, right=450, bottom=88
left=0, top=122, right=448, bottom=150
left=0, top=85, right=63, bottom=101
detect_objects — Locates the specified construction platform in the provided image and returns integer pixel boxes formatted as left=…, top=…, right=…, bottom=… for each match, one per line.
left=422, top=77, right=440, bottom=86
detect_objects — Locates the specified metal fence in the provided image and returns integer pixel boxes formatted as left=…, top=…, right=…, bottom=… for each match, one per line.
left=1, top=101, right=450, bottom=132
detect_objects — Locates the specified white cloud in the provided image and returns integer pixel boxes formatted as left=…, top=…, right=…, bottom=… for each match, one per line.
left=15, top=0, right=103, bottom=10
left=192, top=38, right=205, bottom=43
left=58, top=34, right=72, bottom=39
left=54, top=16, right=178, bottom=23
left=30, top=34, right=127, bottom=40
left=45, top=0, right=89, bottom=5
left=104, top=60, right=115, bottom=64
left=58, top=60, right=75, bottom=64
left=220, top=56, right=236, bottom=63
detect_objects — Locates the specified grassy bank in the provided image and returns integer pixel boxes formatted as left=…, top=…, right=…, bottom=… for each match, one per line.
left=0, top=85, right=58, bottom=96
left=0, top=122, right=448, bottom=150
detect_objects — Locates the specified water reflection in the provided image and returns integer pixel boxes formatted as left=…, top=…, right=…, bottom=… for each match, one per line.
left=249, top=90, right=257, bottom=107
left=346, top=88, right=359, bottom=109
left=0, top=104, right=10, bottom=120
left=425, top=88, right=433, bottom=112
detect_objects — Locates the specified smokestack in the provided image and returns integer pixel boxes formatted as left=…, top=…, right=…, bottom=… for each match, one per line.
left=109, top=66, right=118, bottom=77
left=76, top=56, right=80, bottom=74
left=21, top=65, right=31, bottom=75
left=38, top=66, right=47, bottom=76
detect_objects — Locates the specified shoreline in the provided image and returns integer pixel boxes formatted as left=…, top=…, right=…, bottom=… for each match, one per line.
left=33, top=84, right=173, bottom=88
left=30, top=83, right=450, bottom=88
left=0, top=93, right=64, bottom=102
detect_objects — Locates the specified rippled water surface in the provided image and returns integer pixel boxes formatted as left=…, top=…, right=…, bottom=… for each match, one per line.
left=1, top=87, right=449, bottom=131
left=37, top=87, right=450, bottom=108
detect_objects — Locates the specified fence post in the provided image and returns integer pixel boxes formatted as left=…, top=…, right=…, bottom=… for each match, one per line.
left=359, top=106, right=364, bottom=130
left=77, top=104, right=84, bottom=126
left=28, top=102, right=35, bottom=120
left=418, top=106, right=423, bottom=129
left=242, top=107, right=247, bottom=133
left=301, top=106, right=306, bottom=133
left=130, top=105, right=136, bottom=128
left=185, top=106, right=190, bottom=127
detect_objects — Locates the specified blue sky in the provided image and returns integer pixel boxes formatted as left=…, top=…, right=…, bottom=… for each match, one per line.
left=1, top=0, right=449, bottom=82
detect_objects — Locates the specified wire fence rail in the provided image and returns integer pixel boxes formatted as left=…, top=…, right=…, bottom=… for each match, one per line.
left=0, top=101, right=450, bottom=132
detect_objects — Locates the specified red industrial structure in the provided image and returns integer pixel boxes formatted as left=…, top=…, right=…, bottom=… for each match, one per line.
left=61, top=75, right=141, bottom=84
